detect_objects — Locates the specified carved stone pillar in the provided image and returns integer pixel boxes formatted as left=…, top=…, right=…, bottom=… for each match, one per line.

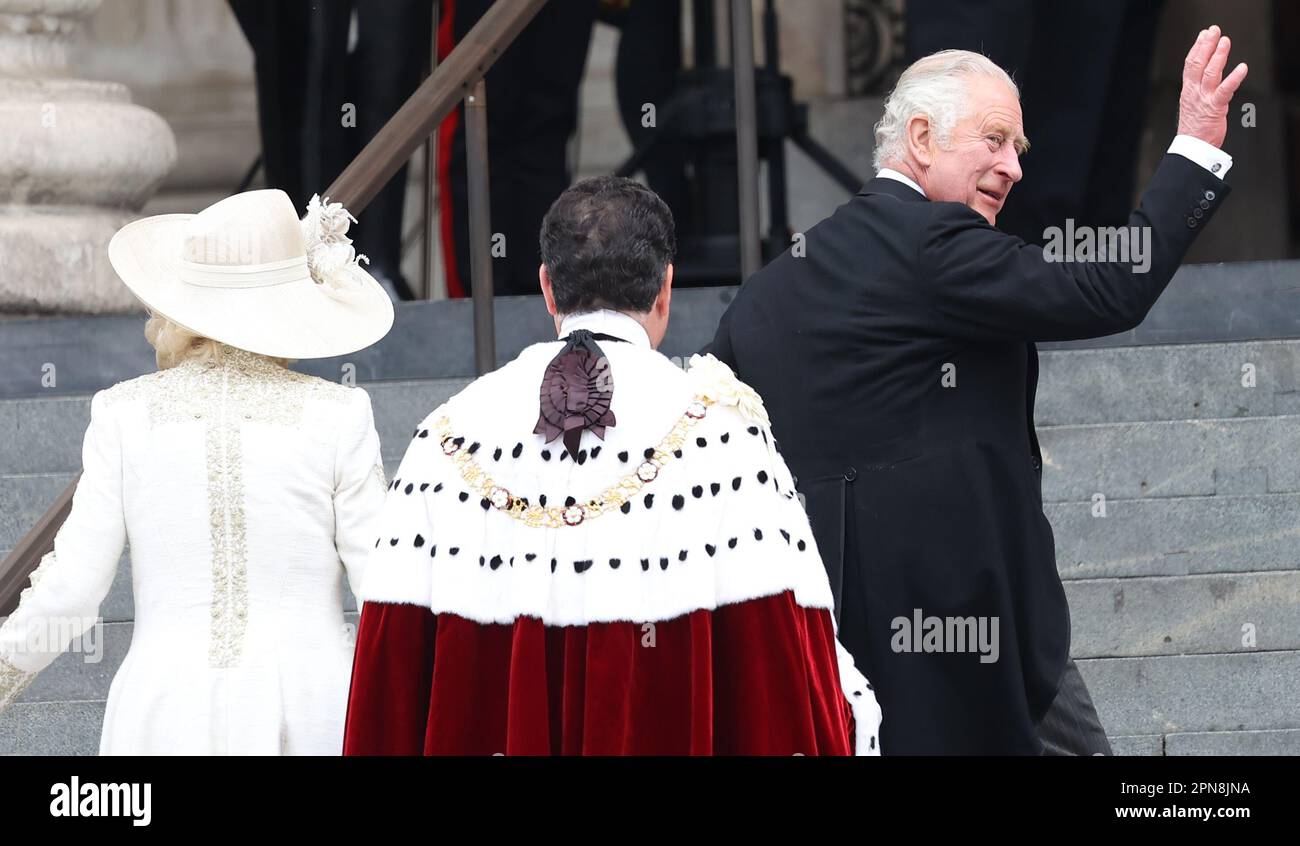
left=0, top=0, right=176, bottom=314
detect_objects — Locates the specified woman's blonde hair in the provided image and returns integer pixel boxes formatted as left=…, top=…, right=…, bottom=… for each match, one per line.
left=144, top=311, right=289, bottom=370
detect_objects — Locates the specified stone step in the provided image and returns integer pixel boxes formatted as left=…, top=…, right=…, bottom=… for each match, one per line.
left=1045, top=493, right=1300, bottom=579
left=1109, top=735, right=1163, bottom=756
left=1065, top=572, right=1300, bottom=659
left=0, top=700, right=105, bottom=756
left=1076, top=650, right=1300, bottom=737
left=1038, top=415, right=1300, bottom=502
left=1035, top=339, right=1300, bottom=426
left=1109, top=729, right=1300, bottom=755
left=0, top=378, right=469, bottom=476
left=1164, top=728, right=1300, bottom=755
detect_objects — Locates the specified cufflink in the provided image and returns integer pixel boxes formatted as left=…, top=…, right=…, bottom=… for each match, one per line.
left=1211, top=163, right=1222, bottom=173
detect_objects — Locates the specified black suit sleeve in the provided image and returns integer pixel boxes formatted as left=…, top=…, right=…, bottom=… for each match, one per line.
left=918, top=152, right=1230, bottom=343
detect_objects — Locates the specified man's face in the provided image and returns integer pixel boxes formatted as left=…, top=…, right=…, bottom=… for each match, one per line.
left=922, top=75, right=1027, bottom=225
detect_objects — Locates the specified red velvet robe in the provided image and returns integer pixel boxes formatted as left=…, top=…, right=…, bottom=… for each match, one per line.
left=344, top=590, right=864, bottom=755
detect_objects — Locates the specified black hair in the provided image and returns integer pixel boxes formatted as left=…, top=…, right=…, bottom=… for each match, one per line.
left=539, top=175, right=676, bottom=314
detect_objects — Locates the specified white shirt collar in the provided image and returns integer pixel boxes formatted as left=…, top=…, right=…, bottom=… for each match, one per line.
left=876, top=167, right=927, bottom=198
left=558, top=309, right=652, bottom=349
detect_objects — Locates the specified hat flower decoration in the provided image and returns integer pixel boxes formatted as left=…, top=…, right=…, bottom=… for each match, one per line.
left=301, top=194, right=371, bottom=303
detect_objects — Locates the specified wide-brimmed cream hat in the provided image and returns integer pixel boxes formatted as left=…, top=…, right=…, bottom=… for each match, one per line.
left=108, top=189, right=395, bottom=360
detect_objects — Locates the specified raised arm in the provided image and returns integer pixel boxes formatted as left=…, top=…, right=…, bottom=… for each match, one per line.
left=921, top=25, right=1247, bottom=343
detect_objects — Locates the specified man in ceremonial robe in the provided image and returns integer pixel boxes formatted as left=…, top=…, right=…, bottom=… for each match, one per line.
left=343, top=176, right=881, bottom=755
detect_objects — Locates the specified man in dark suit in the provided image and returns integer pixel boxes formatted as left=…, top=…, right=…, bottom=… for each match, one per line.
left=708, top=27, right=1247, bottom=754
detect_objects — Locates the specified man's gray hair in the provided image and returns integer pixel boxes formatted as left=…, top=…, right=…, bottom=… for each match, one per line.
left=872, top=49, right=1020, bottom=172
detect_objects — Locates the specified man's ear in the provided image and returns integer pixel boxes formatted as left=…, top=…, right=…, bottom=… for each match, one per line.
left=539, top=265, right=558, bottom=317
left=656, top=263, right=674, bottom=318
left=906, top=114, right=933, bottom=167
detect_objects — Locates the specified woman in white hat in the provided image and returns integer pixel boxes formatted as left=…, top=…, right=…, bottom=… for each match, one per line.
left=0, top=189, right=395, bottom=754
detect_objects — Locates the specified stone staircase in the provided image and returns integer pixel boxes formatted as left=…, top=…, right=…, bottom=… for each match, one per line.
left=1037, top=340, right=1300, bottom=755
left=3, top=299, right=1300, bottom=754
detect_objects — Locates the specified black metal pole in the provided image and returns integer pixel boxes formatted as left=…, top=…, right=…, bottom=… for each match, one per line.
left=761, top=0, right=788, bottom=254
left=731, top=0, right=761, bottom=280
left=465, top=79, right=496, bottom=374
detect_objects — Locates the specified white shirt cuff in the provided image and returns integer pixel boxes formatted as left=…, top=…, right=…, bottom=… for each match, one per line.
left=1168, top=134, right=1232, bottom=179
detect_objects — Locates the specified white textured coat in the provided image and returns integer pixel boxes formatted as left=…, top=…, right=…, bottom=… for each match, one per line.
left=0, top=346, right=385, bottom=754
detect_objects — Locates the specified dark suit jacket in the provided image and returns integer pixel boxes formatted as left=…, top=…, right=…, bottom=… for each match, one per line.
left=709, top=153, right=1228, bottom=754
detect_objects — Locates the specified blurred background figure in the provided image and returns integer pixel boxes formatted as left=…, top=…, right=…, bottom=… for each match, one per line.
left=228, top=0, right=431, bottom=301
left=906, top=0, right=1167, bottom=246
left=604, top=0, right=693, bottom=238
left=438, top=0, right=597, bottom=297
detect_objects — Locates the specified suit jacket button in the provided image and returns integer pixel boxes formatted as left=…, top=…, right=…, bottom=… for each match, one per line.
left=1205, top=189, right=1216, bottom=201
left=844, top=466, right=857, bottom=482
left=1187, top=217, right=1198, bottom=228
left=1199, top=199, right=1210, bottom=209
left=1194, top=207, right=1204, bottom=218
left=1031, top=456, right=1042, bottom=471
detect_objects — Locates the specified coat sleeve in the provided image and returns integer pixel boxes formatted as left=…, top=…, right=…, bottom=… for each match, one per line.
left=0, top=390, right=127, bottom=713
left=333, top=387, right=387, bottom=606
left=919, top=152, right=1230, bottom=343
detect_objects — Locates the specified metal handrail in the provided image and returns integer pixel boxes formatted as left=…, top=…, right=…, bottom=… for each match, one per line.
left=0, top=0, right=549, bottom=617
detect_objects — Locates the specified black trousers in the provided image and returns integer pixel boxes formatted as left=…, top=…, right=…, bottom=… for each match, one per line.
left=228, top=0, right=429, bottom=298
left=447, top=0, right=596, bottom=297
left=1036, top=657, right=1114, bottom=755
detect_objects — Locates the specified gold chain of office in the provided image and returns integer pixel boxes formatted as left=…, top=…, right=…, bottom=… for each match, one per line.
left=435, top=396, right=713, bottom=529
